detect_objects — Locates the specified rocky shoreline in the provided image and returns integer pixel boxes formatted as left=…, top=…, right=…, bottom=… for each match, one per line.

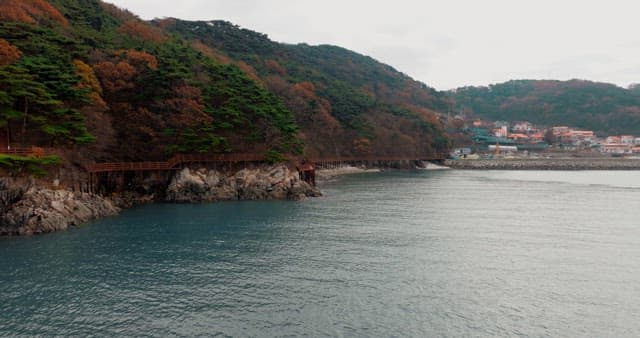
left=0, top=176, right=121, bottom=236
left=444, top=158, right=640, bottom=170
left=166, top=165, right=321, bottom=203
left=315, top=166, right=382, bottom=181
left=0, top=164, right=320, bottom=236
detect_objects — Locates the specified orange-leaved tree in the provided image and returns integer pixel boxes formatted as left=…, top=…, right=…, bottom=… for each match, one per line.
left=0, top=0, right=68, bottom=26
left=0, top=39, right=21, bottom=66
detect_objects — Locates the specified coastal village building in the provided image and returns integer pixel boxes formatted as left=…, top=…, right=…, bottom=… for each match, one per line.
left=469, top=118, right=639, bottom=156
left=606, top=136, right=621, bottom=144
left=545, top=126, right=596, bottom=147
left=529, top=132, right=544, bottom=141
left=551, top=126, right=571, bottom=136
left=600, top=135, right=640, bottom=154
left=605, top=135, right=634, bottom=145
left=601, top=143, right=633, bottom=154
left=507, top=133, right=529, bottom=141
left=567, top=130, right=595, bottom=146
left=513, top=122, right=534, bottom=133
left=620, top=135, right=635, bottom=145
left=493, top=126, right=508, bottom=138
left=569, top=130, right=594, bottom=140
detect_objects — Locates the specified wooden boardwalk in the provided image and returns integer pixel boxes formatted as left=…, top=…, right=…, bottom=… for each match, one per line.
left=86, top=153, right=268, bottom=173
left=86, top=153, right=449, bottom=173
left=0, top=146, right=448, bottom=173
left=0, top=147, right=50, bottom=157
left=0, top=147, right=447, bottom=194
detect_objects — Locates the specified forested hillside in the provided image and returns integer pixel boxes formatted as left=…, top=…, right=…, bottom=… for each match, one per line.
left=158, top=19, right=451, bottom=158
left=0, top=0, right=301, bottom=167
left=0, top=0, right=452, bottom=173
left=453, top=80, right=640, bottom=135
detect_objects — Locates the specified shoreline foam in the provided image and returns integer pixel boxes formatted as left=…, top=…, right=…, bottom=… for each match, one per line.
left=316, top=166, right=382, bottom=182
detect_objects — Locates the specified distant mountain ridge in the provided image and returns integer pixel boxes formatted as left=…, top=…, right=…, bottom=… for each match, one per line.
left=453, top=79, right=640, bottom=135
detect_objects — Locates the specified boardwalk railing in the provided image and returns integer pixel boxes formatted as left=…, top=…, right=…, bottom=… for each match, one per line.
left=86, top=152, right=449, bottom=173
left=308, top=154, right=449, bottom=163
left=86, top=153, right=268, bottom=173
left=1, top=146, right=449, bottom=174
left=0, top=147, right=50, bottom=157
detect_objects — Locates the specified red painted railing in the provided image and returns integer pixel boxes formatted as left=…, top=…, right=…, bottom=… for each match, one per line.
left=86, top=152, right=449, bottom=173
left=0, top=147, right=51, bottom=157
left=86, top=153, right=268, bottom=173
left=308, top=154, right=449, bottom=163
left=1, top=147, right=449, bottom=173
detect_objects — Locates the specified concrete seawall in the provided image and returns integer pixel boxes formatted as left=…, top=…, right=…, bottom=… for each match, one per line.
left=444, top=158, right=640, bottom=170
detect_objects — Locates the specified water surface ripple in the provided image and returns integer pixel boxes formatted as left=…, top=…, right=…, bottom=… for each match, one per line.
left=2, top=170, right=640, bottom=336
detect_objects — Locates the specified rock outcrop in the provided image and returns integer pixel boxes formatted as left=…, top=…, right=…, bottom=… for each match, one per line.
left=0, top=164, right=322, bottom=236
left=0, top=182, right=119, bottom=236
left=166, top=164, right=321, bottom=203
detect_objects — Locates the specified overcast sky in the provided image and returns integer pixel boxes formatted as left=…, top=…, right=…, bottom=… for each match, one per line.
left=107, top=0, right=639, bottom=90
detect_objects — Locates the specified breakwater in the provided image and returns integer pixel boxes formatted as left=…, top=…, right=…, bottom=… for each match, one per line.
left=444, top=158, right=640, bottom=170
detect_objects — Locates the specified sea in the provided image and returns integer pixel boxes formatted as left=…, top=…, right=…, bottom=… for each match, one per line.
left=2, top=170, right=640, bottom=337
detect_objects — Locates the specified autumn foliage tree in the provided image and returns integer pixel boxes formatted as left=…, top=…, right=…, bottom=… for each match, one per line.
left=92, top=49, right=157, bottom=97
left=0, top=39, right=21, bottom=66
left=190, top=41, right=232, bottom=65
left=162, top=85, right=211, bottom=127
left=90, top=49, right=163, bottom=156
left=73, top=60, right=105, bottom=108
left=264, top=59, right=286, bottom=76
left=98, top=2, right=137, bottom=22
left=0, top=0, right=68, bottom=27
left=119, top=49, right=158, bottom=70
left=118, top=20, right=165, bottom=43
left=353, top=137, right=372, bottom=155
left=92, top=60, right=137, bottom=94
left=236, top=61, right=261, bottom=83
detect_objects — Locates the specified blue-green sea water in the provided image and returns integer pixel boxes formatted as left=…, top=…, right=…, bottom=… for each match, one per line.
left=2, top=170, right=640, bottom=337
